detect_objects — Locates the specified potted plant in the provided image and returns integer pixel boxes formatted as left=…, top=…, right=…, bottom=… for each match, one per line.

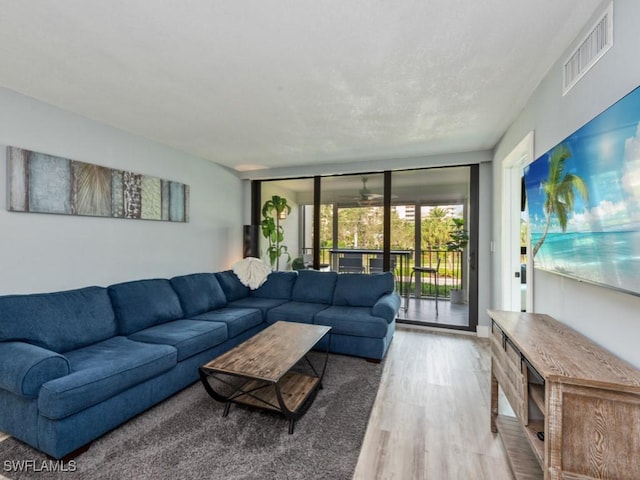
left=260, top=195, right=291, bottom=270
left=446, top=218, right=468, bottom=304
left=291, top=256, right=305, bottom=270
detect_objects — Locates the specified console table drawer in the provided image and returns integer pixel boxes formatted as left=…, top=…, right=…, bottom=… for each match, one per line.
left=492, top=321, right=522, bottom=368
left=492, top=340, right=525, bottom=417
left=505, top=337, right=521, bottom=368
left=491, top=322, right=525, bottom=416
left=491, top=320, right=504, bottom=346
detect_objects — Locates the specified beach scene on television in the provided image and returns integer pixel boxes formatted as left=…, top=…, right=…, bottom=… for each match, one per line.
left=524, top=85, right=640, bottom=296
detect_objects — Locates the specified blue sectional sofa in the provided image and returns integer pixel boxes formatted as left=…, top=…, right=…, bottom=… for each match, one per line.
left=0, top=269, right=400, bottom=459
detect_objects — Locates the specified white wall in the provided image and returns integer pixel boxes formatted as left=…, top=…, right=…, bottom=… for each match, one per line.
left=0, top=88, right=243, bottom=294
left=477, top=162, right=493, bottom=330
left=492, top=0, right=640, bottom=368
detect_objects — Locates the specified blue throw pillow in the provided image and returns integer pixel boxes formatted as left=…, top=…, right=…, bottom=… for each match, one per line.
left=170, top=273, right=227, bottom=317
left=215, top=271, right=250, bottom=301
left=332, top=272, right=395, bottom=307
left=0, top=286, right=117, bottom=353
left=292, top=270, right=337, bottom=304
left=108, top=279, right=184, bottom=335
left=251, top=271, right=297, bottom=299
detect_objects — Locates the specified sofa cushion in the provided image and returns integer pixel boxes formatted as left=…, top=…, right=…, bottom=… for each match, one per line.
left=215, top=271, right=250, bottom=301
left=0, top=286, right=117, bottom=353
left=190, top=308, right=263, bottom=339
left=38, top=337, right=177, bottom=420
left=128, top=319, right=228, bottom=361
left=170, top=273, right=227, bottom=317
left=227, top=297, right=288, bottom=318
left=266, top=301, right=329, bottom=325
left=250, top=271, right=297, bottom=300
left=108, top=279, right=184, bottom=335
left=314, top=306, right=389, bottom=338
left=292, top=270, right=337, bottom=304
left=332, top=272, right=395, bottom=307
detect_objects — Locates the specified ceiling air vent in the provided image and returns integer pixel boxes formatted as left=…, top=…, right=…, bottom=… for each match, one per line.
left=563, top=1, right=613, bottom=95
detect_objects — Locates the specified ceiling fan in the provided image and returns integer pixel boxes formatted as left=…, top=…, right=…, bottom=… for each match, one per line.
left=335, top=176, right=396, bottom=206
left=357, top=177, right=383, bottom=204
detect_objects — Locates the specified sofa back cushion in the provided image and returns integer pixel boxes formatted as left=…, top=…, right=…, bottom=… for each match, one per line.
left=332, top=272, right=395, bottom=307
left=108, top=279, right=184, bottom=335
left=170, top=273, right=227, bottom=317
left=292, top=270, right=337, bottom=304
left=0, top=286, right=117, bottom=353
left=215, top=271, right=250, bottom=301
left=250, top=271, right=297, bottom=300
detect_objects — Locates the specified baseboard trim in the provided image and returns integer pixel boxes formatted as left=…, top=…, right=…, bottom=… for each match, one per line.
left=476, top=325, right=490, bottom=338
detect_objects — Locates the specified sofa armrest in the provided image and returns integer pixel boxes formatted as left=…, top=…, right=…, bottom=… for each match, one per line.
left=371, top=292, right=401, bottom=323
left=0, top=342, right=70, bottom=398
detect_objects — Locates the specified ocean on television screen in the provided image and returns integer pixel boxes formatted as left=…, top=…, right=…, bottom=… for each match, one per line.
left=533, top=230, right=640, bottom=293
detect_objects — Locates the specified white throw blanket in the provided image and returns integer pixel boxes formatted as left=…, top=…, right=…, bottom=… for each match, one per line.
left=232, top=257, right=272, bottom=289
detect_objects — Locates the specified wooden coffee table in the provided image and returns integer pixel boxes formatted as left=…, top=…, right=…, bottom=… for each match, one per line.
left=199, top=321, right=331, bottom=433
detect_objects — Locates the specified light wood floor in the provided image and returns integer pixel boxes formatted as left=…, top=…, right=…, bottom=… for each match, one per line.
left=353, top=326, right=514, bottom=480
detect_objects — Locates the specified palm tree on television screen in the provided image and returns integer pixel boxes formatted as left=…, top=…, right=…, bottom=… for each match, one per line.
left=532, top=144, right=589, bottom=257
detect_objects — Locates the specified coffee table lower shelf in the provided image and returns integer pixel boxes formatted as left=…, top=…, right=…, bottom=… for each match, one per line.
left=199, top=370, right=324, bottom=434
left=233, top=372, right=321, bottom=412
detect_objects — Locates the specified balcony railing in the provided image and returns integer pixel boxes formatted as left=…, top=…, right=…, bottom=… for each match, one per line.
left=304, top=247, right=463, bottom=300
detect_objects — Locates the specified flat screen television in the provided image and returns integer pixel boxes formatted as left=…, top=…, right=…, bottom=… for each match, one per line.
left=524, top=85, right=640, bottom=297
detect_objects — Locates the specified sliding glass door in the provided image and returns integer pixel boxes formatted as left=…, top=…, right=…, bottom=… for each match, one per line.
left=254, top=165, right=478, bottom=332
left=391, top=167, right=473, bottom=329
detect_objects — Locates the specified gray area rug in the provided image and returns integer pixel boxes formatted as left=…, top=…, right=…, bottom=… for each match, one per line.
left=0, top=353, right=383, bottom=480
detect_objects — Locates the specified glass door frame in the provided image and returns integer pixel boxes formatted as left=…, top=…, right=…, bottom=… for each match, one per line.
left=251, top=165, right=479, bottom=333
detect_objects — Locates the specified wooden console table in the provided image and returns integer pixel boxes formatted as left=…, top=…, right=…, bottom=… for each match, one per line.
left=488, top=310, right=640, bottom=480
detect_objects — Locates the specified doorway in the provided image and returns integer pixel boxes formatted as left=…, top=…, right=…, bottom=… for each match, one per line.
left=392, top=166, right=477, bottom=331
left=502, top=132, right=534, bottom=312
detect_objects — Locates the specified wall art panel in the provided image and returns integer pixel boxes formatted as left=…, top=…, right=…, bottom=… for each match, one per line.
left=7, top=147, right=189, bottom=222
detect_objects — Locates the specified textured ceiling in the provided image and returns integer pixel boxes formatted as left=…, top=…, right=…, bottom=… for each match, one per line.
left=0, top=0, right=602, bottom=173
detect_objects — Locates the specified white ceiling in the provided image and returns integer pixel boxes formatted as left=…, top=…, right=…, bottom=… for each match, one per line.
left=0, top=0, right=602, bottom=174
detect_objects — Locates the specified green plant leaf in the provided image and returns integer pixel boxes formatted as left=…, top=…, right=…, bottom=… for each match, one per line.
left=261, top=195, right=291, bottom=269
